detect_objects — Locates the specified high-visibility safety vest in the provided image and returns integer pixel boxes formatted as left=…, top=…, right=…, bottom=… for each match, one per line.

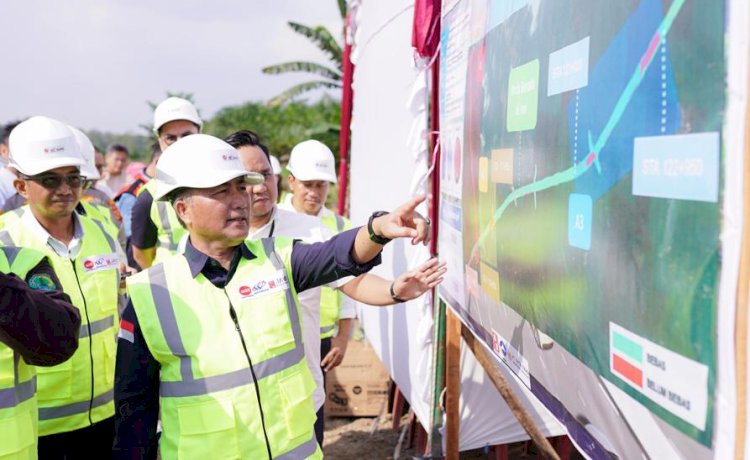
left=143, top=180, right=186, bottom=263
left=128, top=237, right=321, bottom=460
left=318, top=213, right=351, bottom=339
left=0, top=246, right=46, bottom=459
left=79, top=201, right=120, bottom=244
left=0, top=209, right=119, bottom=436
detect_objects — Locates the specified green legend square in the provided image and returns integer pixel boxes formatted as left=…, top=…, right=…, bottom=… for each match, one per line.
left=507, top=59, right=540, bottom=132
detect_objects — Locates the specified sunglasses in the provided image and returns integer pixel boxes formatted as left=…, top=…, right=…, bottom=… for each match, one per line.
left=21, top=173, right=83, bottom=189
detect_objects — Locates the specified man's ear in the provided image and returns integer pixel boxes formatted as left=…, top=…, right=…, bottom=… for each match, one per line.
left=173, top=198, right=191, bottom=227
left=14, top=178, right=29, bottom=198
left=287, top=174, right=296, bottom=190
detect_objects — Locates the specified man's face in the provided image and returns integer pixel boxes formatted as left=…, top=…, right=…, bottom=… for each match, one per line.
left=158, top=120, right=199, bottom=151
left=106, top=150, right=128, bottom=175
left=94, top=152, right=105, bottom=176
left=288, top=176, right=329, bottom=216
left=15, top=166, right=82, bottom=219
left=175, top=177, right=250, bottom=248
left=237, top=145, right=277, bottom=221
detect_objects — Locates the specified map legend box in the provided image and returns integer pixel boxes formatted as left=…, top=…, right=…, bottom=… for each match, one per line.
left=507, top=59, right=539, bottom=132
left=568, top=193, right=593, bottom=250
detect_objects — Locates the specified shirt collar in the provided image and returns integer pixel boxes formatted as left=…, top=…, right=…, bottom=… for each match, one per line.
left=247, top=207, right=279, bottom=240
left=184, top=237, right=256, bottom=278
left=22, top=206, right=84, bottom=259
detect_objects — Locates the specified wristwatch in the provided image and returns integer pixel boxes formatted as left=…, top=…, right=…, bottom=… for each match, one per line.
left=367, top=211, right=391, bottom=245
left=390, top=282, right=407, bottom=303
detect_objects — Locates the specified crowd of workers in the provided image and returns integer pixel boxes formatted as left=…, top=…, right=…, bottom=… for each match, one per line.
left=0, top=97, right=445, bottom=459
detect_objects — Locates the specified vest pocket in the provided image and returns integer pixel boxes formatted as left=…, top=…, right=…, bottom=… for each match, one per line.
left=177, top=398, right=239, bottom=459
left=0, top=347, right=14, bottom=387
left=102, top=335, right=116, bottom=386
left=278, top=370, right=316, bottom=440
left=255, top=294, right=296, bottom=353
left=36, top=359, right=73, bottom=401
left=0, top=407, right=35, bottom=456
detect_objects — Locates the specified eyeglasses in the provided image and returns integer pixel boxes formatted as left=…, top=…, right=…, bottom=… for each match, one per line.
left=160, top=131, right=195, bottom=146
left=21, top=173, right=83, bottom=189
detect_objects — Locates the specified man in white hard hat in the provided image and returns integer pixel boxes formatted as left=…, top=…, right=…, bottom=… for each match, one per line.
left=225, top=131, right=444, bottom=446
left=131, top=97, right=202, bottom=269
left=280, top=140, right=356, bottom=388
left=0, top=116, right=123, bottom=458
left=113, top=134, right=440, bottom=459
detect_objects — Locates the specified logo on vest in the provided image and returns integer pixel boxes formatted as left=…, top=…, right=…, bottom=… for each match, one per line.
left=238, top=269, right=289, bottom=299
left=81, top=253, right=120, bottom=273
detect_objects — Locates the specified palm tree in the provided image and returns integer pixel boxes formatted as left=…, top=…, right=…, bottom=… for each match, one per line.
left=262, top=0, right=347, bottom=107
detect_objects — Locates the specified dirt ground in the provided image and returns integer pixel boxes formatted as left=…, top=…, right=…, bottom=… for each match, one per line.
left=322, top=415, right=576, bottom=459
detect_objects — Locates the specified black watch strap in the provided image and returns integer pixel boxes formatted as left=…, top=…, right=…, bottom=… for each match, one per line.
left=390, top=282, right=406, bottom=303
left=367, top=211, right=391, bottom=245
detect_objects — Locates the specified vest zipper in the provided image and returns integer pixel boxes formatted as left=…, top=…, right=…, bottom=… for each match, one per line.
left=224, top=291, right=274, bottom=460
left=71, top=261, right=95, bottom=426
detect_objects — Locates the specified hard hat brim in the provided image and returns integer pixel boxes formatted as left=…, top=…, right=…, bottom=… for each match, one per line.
left=154, top=170, right=265, bottom=201
left=11, top=156, right=85, bottom=177
left=286, top=166, right=337, bottom=184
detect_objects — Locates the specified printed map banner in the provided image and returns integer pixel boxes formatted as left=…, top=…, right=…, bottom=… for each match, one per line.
left=438, top=0, right=746, bottom=458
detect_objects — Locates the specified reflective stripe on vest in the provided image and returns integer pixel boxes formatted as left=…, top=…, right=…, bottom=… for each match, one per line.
left=0, top=245, right=46, bottom=457
left=0, top=210, right=119, bottom=435
left=129, top=237, right=321, bottom=459
left=146, top=239, right=306, bottom=399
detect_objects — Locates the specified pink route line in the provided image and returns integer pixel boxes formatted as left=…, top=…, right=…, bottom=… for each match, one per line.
left=640, top=32, right=662, bottom=73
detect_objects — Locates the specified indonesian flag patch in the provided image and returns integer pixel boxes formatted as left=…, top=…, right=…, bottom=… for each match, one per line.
left=118, top=319, right=135, bottom=343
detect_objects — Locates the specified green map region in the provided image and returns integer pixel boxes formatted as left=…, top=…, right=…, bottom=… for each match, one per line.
left=460, top=0, right=724, bottom=445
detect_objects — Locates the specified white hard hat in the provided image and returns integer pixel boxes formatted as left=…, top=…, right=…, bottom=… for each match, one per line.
left=269, top=155, right=281, bottom=175
left=154, top=134, right=263, bottom=201
left=287, top=140, right=337, bottom=183
left=9, top=116, right=84, bottom=176
left=69, top=126, right=100, bottom=180
left=153, top=97, right=203, bottom=133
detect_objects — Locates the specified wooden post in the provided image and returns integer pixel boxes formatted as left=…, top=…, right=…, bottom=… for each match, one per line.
left=445, top=308, right=462, bottom=460
left=461, top=324, right=561, bottom=460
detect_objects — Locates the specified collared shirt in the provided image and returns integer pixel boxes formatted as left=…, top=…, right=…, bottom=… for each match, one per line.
left=113, top=228, right=379, bottom=460
left=248, top=207, right=354, bottom=410
left=22, top=207, right=84, bottom=260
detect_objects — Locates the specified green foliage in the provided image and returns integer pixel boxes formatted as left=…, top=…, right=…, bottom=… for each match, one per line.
left=203, top=98, right=341, bottom=162
left=262, top=6, right=346, bottom=107
left=85, top=130, right=151, bottom=161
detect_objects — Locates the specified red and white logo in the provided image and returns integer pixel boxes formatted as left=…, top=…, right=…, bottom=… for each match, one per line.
left=81, top=253, right=120, bottom=273
left=238, top=270, right=289, bottom=299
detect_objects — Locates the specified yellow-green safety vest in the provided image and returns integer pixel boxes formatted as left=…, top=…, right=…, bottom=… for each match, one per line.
left=319, top=213, right=351, bottom=339
left=0, top=246, right=46, bottom=460
left=127, top=237, right=321, bottom=460
left=143, top=180, right=186, bottom=263
left=1, top=203, right=118, bottom=246
left=0, top=209, right=119, bottom=436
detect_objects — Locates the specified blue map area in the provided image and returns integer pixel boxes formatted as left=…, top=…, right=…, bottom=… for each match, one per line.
left=569, top=0, right=681, bottom=201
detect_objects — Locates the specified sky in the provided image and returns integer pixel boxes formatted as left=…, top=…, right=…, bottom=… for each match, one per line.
left=0, top=1, right=343, bottom=133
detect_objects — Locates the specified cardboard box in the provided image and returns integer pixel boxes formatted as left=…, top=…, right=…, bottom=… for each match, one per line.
left=325, top=337, right=391, bottom=417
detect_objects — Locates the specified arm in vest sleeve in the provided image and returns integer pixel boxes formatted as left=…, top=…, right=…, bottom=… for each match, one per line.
left=0, top=258, right=81, bottom=367
left=130, top=188, right=158, bottom=268
left=113, top=300, right=160, bottom=460
left=290, top=227, right=381, bottom=293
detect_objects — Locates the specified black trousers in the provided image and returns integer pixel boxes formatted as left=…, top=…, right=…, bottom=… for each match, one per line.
left=38, top=416, right=115, bottom=460
left=315, top=336, right=333, bottom=447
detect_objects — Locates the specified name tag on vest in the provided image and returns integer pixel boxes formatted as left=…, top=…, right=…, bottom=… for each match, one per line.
left=81, top=253, right=120, bottom=273
left=237, top=269, right=289, bottom=299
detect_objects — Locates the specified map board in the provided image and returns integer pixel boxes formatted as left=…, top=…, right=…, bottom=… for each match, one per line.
left=437, top=0, right=747, bottom=457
